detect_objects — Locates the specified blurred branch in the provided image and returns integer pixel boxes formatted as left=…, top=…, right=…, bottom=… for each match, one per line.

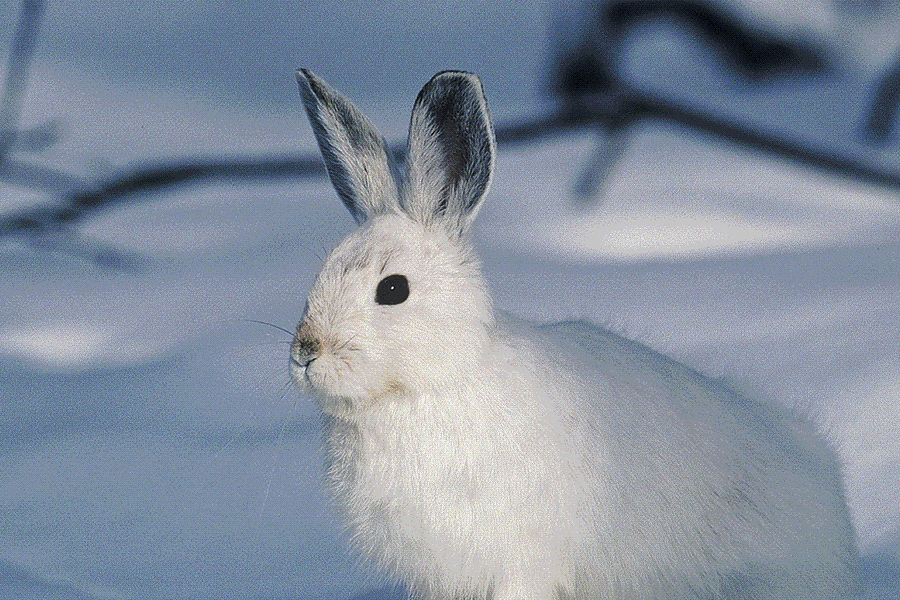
left=551, top=0, right=837, bottom=201
left=1, top=0, right=900, bottom=269
left=863, top=55, right=900, bottom=145
left=0, top=155, right=325, bottom=237
left=565, top=87, right=900, bottom=190
left=8, top=119, right=61, bottom=153
left=4, top=89, right=900, bottom=237
left=572, top=125, right=631, bottom=202
left=0, top=158, right=87, bottom=197
left=0, top=0, right=45, bottom=161
left=600, top=0, right=830, bottom=80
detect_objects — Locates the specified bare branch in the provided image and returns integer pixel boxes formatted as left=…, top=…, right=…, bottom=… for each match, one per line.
left=0, top=158, right=87, bottom=198
left=0, top=0, right=45, bottom=160
left=603, top=88, right=900, bottom=190
left=8, top=119, right=62, bottom=153
left=572, top=125, right=630, bottom=202
left=0, top=0, right=898, bottom=266
left=0, top=154, right=326, bottom=236
left=65, top=154, right=327, bottom=218
left=863, top=55, right=900, bottom=146
left=3, top=88, right=900, bottom=240
left=601, top=0, right=830, bottom=80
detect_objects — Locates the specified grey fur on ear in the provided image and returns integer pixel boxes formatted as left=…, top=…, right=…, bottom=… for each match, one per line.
left=296, top=69, right=401, bottom=223
left=404, top=71, right=496, bottom=233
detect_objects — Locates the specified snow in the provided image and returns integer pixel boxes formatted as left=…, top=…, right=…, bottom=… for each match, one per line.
left=2, top=0, right=900, bottom=598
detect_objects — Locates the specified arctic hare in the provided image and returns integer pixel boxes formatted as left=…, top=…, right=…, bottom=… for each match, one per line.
left=291, top=69, right=859, bottom=600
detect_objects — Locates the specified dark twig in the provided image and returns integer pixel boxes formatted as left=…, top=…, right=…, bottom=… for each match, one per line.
left=607, top=88, right=900, bottom=190
left=3, top=87, right=900, bottom=240
left=8, top=119, right=61, bottom=153
left=0, top=0, right=45, bottom=161
left=1, top=0, right=899, bottom=264
left=0, top=155, right=325, bottom=236
left=3, top=86, right=900, bottom=238
left=601, top=0, right=830, bottom=80
left=65, top=155, right=327, bottom=223
left=551, top=0, right=838, bottom=200
left=553, top=0, right=831, bottom=104
left=573, top=124, right=631, bottom=202
left=0, top=158, right=88, bottom=197
left=863, top=55, right=900, bottom=145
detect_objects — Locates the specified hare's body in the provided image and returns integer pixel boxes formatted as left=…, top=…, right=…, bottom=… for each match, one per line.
left=292, top=71, right=859, bottom=600
left=322, top=302, right=857, bottom=600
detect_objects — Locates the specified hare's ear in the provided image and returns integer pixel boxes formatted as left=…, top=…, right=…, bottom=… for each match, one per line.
left=297, top=69, right=401, bottom=224
left=404, top=71, right=495, bottom=234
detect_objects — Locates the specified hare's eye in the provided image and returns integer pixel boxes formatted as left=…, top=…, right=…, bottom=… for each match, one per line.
left=376, top=274, right=409, bottom=305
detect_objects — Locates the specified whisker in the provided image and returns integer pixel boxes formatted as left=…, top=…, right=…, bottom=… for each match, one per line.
left=245, top=340, right=295, bottom=349
left=296, top=239, right=326, bottom=264
left=244, top=318, right=295, bottom=337
left=277, top=377, right=297, bottom=398
left=260, top=431, right=282, bottom=511
left=209, top=411, right=258, bottom=461
left=337, top=334, right=358, bottom=351
left=210, top=430, right=239, bottom=461
left=258, top=391, right=297, bottom=522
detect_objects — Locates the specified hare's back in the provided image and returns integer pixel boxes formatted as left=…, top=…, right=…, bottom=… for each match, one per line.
left=533, top=318, right=857, bottom=599
left=533, top=318, right=844, bottom=506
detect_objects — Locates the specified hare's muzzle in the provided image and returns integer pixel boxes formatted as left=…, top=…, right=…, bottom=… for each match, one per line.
left=290, top=323, right=321, bottom=381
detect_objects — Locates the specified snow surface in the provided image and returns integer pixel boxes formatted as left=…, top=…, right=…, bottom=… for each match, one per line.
left=1, top=0, right=900, bottom=598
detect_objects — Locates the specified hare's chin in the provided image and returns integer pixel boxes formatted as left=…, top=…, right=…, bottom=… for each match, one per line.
left=305, top=361, right=372, bottom=405
left=305, top=367, right=341, bottom=398
left=305, top=369, right=411, bottom=415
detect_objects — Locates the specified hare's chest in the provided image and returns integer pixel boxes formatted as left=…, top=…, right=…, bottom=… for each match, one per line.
left=330, top=412, right=539, bottom=549
left=346, top=416, right=490, bottom=510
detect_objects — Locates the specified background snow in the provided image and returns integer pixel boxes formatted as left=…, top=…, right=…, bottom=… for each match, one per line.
left=1, top=0, right=899, bottom=598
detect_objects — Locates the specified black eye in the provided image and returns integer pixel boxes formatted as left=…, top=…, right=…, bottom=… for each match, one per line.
left=375, top=274, right=409, bottom=305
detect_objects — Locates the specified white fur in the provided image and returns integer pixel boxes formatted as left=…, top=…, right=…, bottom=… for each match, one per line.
left=292, top=70, right=860, bottom=600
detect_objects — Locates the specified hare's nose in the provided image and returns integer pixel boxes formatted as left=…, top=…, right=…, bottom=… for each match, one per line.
left=291, top=325, right=321, bottom=368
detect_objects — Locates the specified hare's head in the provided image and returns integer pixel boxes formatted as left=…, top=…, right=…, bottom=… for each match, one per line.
left=291, top=70, right=496, bottom=415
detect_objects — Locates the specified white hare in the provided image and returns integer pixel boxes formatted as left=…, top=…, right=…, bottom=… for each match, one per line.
left=291, top=69, right=860, bottom=600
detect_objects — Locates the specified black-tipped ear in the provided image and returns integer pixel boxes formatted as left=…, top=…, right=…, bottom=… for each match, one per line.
left=297, top=69, right=401, bottom=223
left=404, top=71, right=496, bottom=233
